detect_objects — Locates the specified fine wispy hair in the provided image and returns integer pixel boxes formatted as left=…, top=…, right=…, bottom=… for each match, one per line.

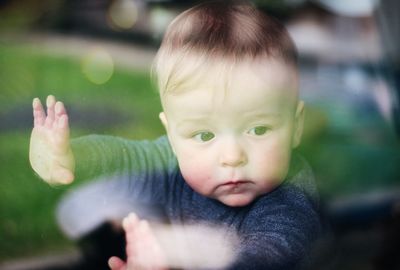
left=153, top=0, right=298, bottom=95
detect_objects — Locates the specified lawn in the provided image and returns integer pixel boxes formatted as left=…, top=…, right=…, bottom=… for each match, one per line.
left=0, top=42, right=164, bottom=260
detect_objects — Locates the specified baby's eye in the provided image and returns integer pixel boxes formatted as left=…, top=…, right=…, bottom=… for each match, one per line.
left=194, top=131, right=215, bottom=142
left=248, top=126, right=269, bottom=136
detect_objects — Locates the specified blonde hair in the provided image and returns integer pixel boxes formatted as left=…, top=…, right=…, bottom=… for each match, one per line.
left=152, top=0, right=297, bottom=97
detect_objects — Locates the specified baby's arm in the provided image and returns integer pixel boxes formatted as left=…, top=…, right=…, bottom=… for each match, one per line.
left=29, top=95, right=75, bottom=184
left=232, top=187, right=321, bottom=269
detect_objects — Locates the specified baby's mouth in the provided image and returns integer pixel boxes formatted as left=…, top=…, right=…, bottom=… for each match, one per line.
left=221, top=180, right=250, bottom=186
left=217, top=180, right=252, bottom=190
left=216, top=181, right=252, bottom=195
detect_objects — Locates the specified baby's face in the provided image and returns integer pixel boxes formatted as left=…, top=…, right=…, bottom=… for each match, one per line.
left=160, top=59, right=304, bottom=207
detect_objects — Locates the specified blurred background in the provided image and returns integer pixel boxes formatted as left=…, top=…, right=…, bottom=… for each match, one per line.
left=0, top=0, right=399, bottom=269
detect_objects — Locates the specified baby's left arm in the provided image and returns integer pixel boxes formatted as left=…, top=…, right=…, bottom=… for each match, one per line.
left=233, top=186, right=321, bottom=270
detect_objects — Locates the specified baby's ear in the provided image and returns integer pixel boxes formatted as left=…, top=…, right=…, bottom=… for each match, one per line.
left=292, top=101, right=305, bottom=148
left=159, top=112, right=177, bottom=155
left=159, top=112, right=168, bottom=130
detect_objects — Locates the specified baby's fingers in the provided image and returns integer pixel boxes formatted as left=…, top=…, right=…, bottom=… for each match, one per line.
left=123, top=213, right=140, bottom=232
left=54, top=114, right=70, bottom=152
left=51, top=167, right=74, bottom=185
left=45, top=95, right=56, bottom=128
left=108, top=256, right=127, bottom=270
left=33, top=98, right=46, bottom=127
left=124, top=213, right=140, bottom=258
left=55, top=101, right=67, bottom=118
left=134, top=221, right=167, bottom=269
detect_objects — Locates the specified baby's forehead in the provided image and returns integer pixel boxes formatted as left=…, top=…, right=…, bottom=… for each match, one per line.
left=161, top=55, right=298, bottom=101
left=161, top=57, right=299, bottom=117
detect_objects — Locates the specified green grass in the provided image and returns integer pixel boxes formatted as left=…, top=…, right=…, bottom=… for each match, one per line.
left=0, top=43, right=164, bottom=260
left=0, top=133, right=69, bottom=259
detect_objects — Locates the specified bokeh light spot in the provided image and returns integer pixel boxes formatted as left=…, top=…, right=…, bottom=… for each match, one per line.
left=108, top=0, right=139, bottom=30
left=81, top=47, right=114, bottom=85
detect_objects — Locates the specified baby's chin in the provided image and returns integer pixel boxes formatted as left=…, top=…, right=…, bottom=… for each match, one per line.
left=217, top=193, right=258, bottom=207
left=217, top=181, right=283, bottom=207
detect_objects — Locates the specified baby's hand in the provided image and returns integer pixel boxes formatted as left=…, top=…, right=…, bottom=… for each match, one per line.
left=109, top=213, right=238, bottom=270
left=108, top=213, right=167, bottom=270
left=29, top=95, right=75, bottom=184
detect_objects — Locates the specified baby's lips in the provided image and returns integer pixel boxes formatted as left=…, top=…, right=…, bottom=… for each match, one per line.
left=219, top=179, right=251, bottom=186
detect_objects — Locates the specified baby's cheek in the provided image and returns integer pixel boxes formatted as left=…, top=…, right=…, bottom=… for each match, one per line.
left=254, top=149, right=290, bottom=186
left=179, top=159, right=213, bottom=194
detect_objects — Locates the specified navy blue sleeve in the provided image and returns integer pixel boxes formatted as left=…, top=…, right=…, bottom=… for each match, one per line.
left=231, top=186, right=321, bottom=270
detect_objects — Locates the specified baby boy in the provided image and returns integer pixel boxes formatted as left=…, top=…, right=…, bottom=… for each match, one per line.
left=30, top=1, right=321, bottom=269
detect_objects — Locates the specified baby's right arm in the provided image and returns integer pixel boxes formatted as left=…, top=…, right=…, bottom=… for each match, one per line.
left=29, top=95, right=75, bottom=185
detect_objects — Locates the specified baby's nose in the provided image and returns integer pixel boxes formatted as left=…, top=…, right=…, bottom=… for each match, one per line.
left=219, top=140, right=247, bottom=167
